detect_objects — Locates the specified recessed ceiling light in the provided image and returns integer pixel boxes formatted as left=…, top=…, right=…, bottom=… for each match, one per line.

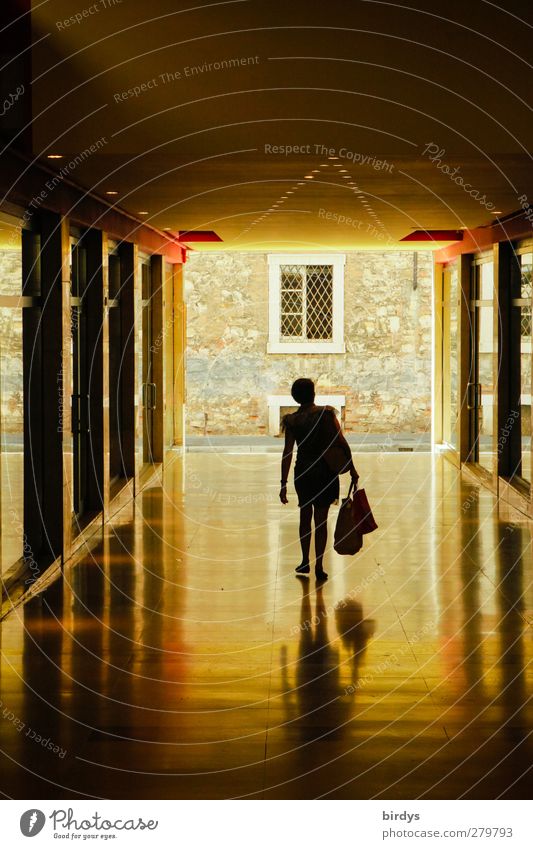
left=328, top=156, right=339, bottom=160
left=281, top=196, right=288, bottom=199
left=305, top=175, right=314, bottom=179
left=138, top=211, right=149, bottom=216
left=342, top=175, right=351, bottom=179
left=333, top=164, right=343, bottom=168
left=286, top=191, right=294, bottom=194
left=491, top=210, right=503, bottom=214
left=312, top=169, right=320, bottom=173
left=319, top=164, right=329, bottom=167
left=47, top=154, right=63, bottom=159
left=105, top=190, right=118, bottom=196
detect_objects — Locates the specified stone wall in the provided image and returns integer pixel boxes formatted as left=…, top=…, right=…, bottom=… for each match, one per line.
left=184, top=250, right=433, bottom=435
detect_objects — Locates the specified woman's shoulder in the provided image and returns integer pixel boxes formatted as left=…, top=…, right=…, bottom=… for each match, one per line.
left=321, top=405, right=339, bottom=417
left=281, top=411, right=296, bottom=431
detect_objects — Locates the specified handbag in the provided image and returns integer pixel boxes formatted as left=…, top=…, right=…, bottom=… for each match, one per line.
left=334, top=483, right=363, bottom=555
left=352, top=486, right=378, bottom=535
left=319, top=408, right=352, bottom=475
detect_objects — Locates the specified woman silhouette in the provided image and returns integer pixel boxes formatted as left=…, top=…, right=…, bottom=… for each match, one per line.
left=279, top=378, right=359, bottom=581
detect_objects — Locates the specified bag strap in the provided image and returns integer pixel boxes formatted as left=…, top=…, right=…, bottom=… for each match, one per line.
left=347, top=480, right=358, bottom=498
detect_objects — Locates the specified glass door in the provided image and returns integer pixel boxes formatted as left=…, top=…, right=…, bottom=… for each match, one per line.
left=138, top=257, right=155, bottom=474
left=511, top=248, right=532, bottom=484
left=468, top=258, right=495, bottom=476
left=0, top=212, right=25, bottom=576
left=0, top=214, right=43, bottom=578
left=108, top=252, right=125, bottom=489
left=442, top=263, right=459, bottom=451
left=70, top=241, right=88, bottom=519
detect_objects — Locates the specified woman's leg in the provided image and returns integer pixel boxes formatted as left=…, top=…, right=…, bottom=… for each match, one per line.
left=313, top=505, right=330, bottom=579
left=296, top=504, right=313, bottom=574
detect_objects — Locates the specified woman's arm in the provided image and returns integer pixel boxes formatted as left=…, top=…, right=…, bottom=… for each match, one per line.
left=280, top=428, right=295, bottom=504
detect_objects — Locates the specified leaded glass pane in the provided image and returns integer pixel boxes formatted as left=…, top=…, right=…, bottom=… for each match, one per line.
left=279, top=263, right=334, bottom=341
left=281, top=290, right=302, bottom=313
left=281, top=265, right=303, bottom=290
left=306, top=265, right=333, bottom=339
left=281, top=313, right=303, bottom=337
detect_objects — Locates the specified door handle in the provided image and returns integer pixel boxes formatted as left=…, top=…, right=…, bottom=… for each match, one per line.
left=83, top=394, right=90, bottom=433
left=466, top=383, right=482, bottom=411
left=141, top=383, right=156, bottom=410
left=71, top=394, right=79, bottom=434
left=71, top=394, right=90, bottom=433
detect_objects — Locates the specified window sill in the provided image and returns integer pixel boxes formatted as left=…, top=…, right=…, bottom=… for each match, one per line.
left=267, top=341, right=345, bottom=354
left=267, top=394, right=346, bottom=435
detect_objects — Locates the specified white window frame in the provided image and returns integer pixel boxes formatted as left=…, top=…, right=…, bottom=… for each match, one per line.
left=267, top=253, right=346, bottom=353
left=267, top=394, right=346, bottom=436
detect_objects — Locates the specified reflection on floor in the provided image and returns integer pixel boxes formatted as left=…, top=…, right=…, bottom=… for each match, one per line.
left=0, top=454, right=532, bottom=799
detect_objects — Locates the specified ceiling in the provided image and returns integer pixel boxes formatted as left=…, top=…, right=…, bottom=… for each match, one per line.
left=29, top=0, right=533, bottom=251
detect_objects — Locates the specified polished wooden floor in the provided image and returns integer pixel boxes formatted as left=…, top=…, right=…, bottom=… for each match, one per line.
left=0, top=453, right=532, bottom=799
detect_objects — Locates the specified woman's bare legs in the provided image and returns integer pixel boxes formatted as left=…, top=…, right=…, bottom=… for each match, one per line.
left=296, top=504, right=313, bottom=574
left=313, top=505, right=330, bottom=580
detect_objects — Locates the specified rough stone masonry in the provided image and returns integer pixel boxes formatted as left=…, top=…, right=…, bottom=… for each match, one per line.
left=184, top=251, right=433, bottom=437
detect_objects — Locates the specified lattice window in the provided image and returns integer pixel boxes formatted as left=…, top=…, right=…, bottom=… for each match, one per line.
left=268, top=253, right=345, bottom=353
left=521, top=262, right=532, bottom=337
left=280, top=264, right=333, bottom=341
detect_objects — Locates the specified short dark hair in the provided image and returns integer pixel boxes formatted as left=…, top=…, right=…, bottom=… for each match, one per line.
left=291, top=377, right=315, bottom=405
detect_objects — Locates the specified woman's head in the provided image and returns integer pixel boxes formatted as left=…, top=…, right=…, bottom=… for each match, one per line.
left=291, top=377, right=315, bottom=405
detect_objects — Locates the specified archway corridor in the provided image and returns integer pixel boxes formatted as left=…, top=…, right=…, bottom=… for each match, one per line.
left=0, top=0, right=532, bottom=821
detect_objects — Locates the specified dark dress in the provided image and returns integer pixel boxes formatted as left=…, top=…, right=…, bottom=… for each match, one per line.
left=282, top=405, right=341, bottom=508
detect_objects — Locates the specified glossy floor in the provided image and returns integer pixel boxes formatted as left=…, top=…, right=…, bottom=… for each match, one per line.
left=0, top=453, right=532, bottom=799
left=1, top=453, right=23, bottom=575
